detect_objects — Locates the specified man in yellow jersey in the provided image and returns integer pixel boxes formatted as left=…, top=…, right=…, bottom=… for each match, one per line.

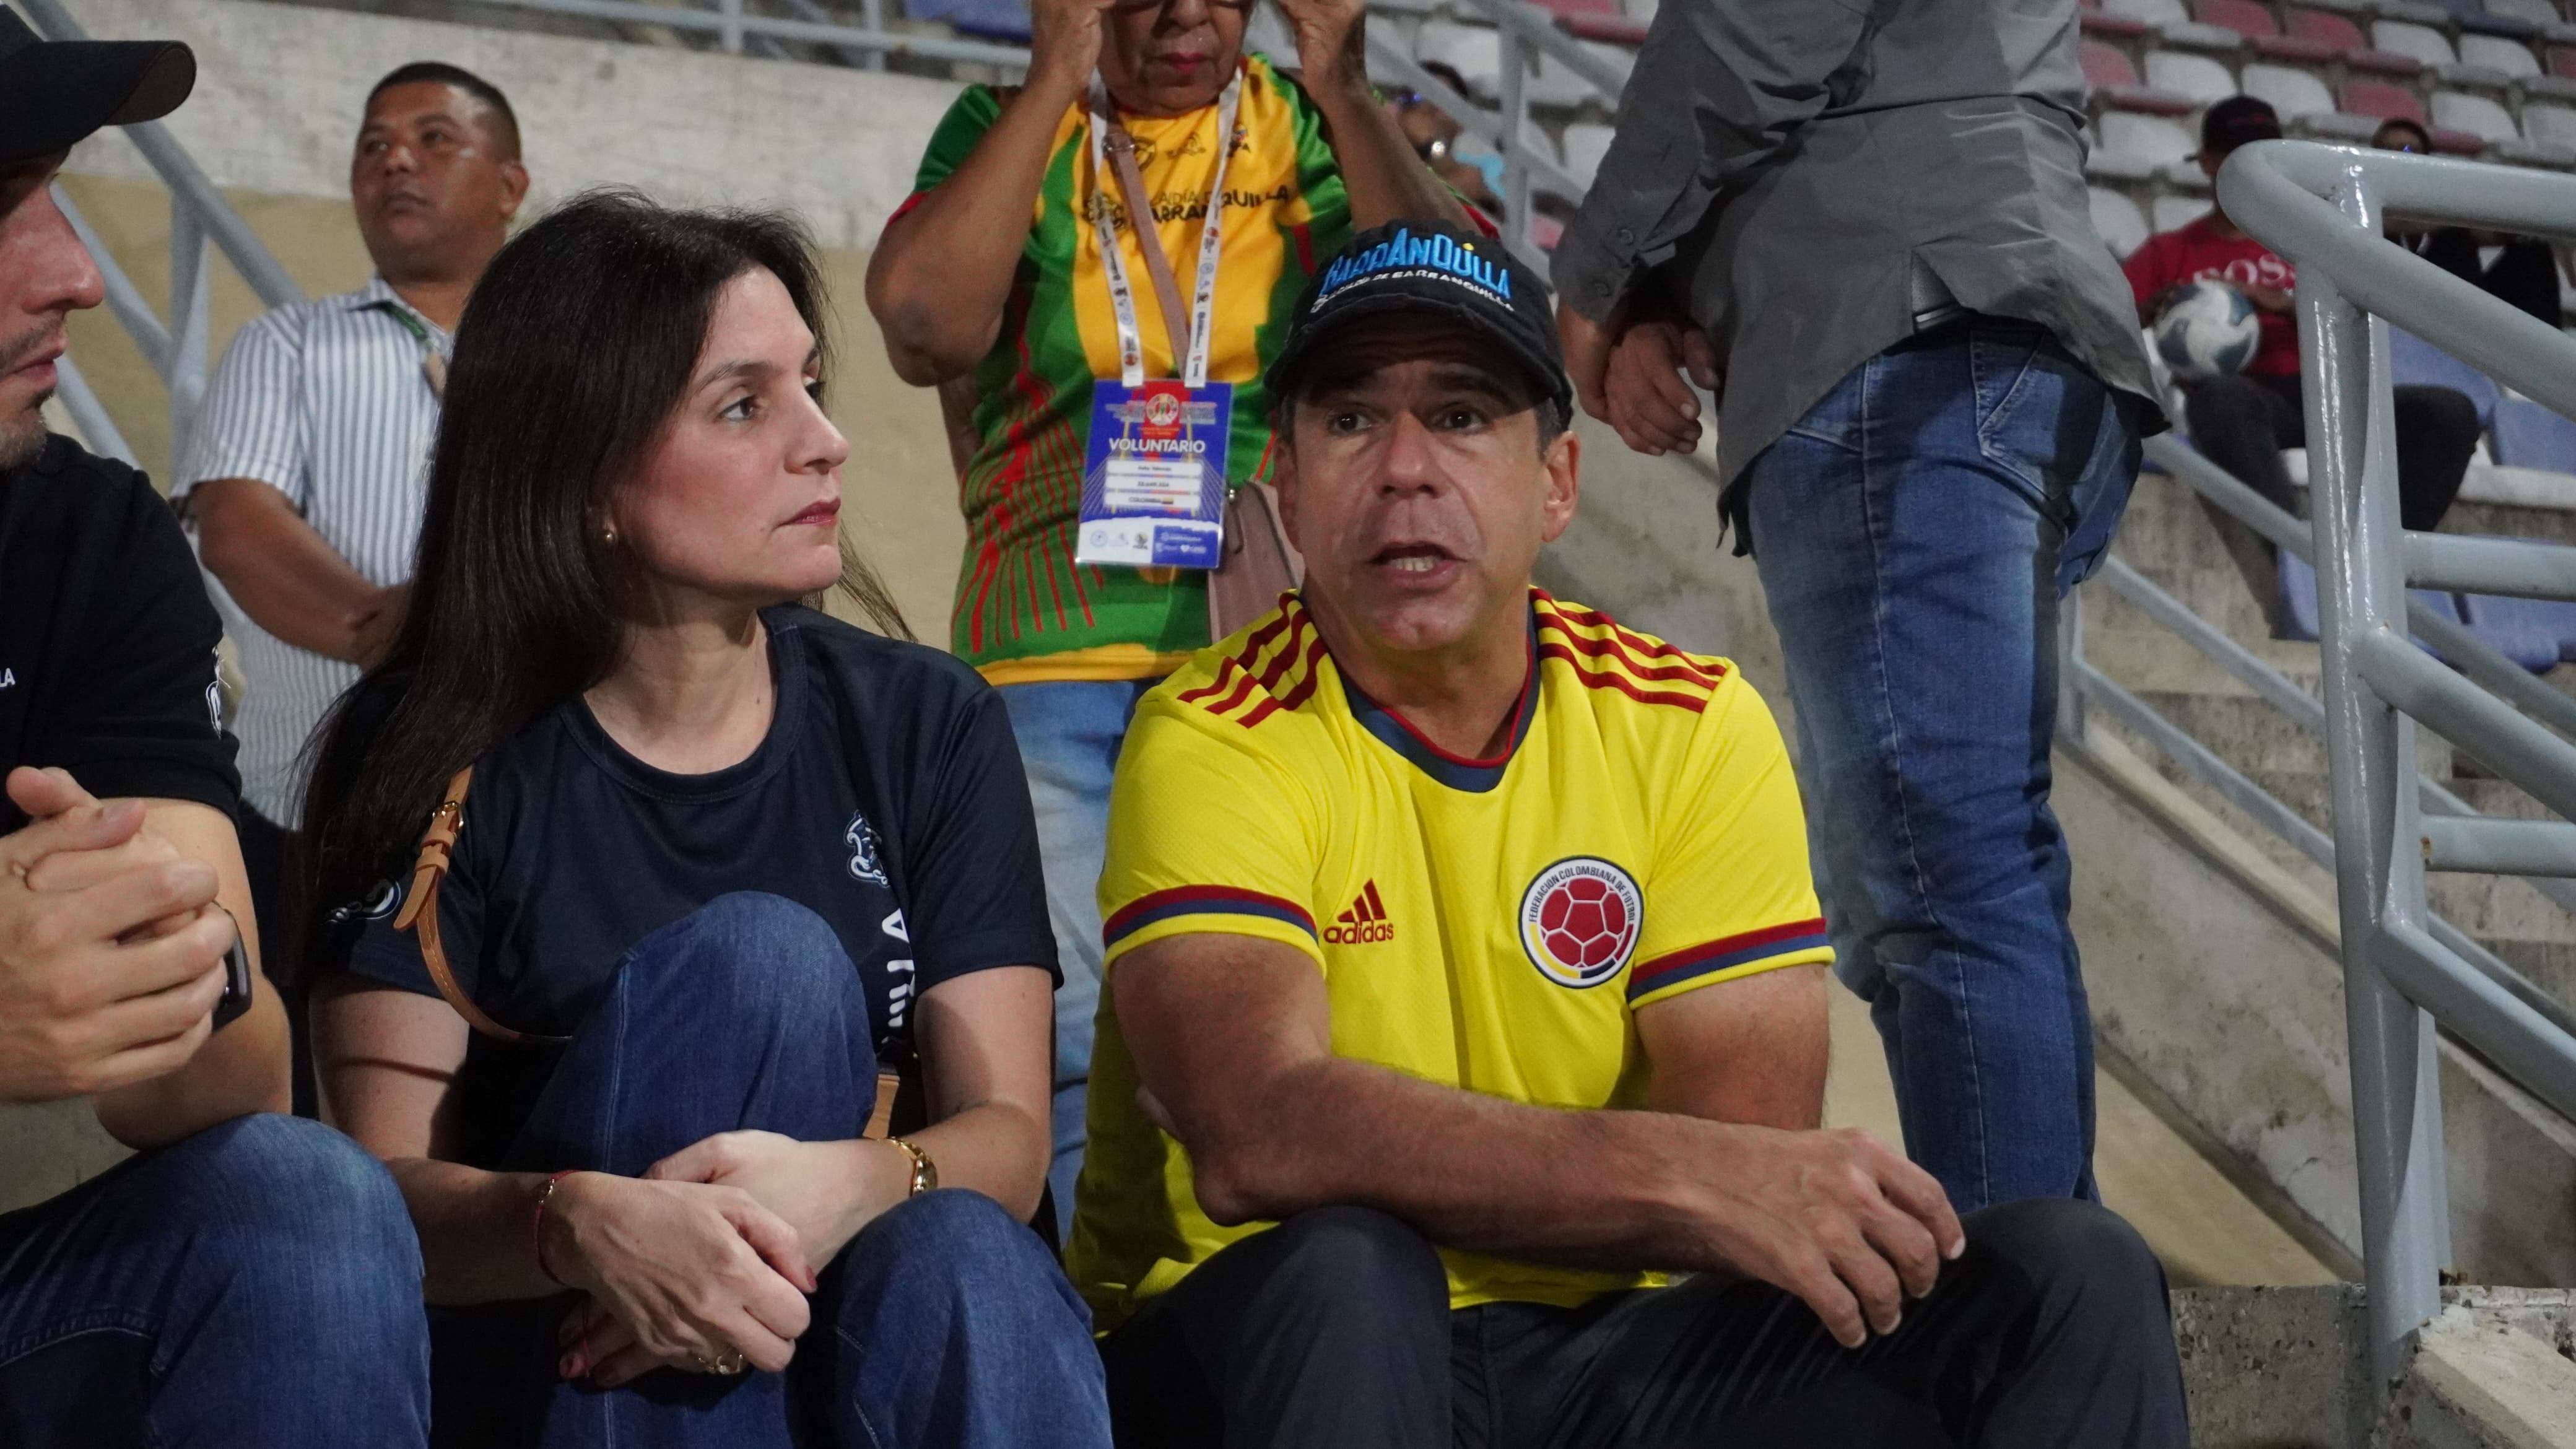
left=1065, top=221, right=2188, bottom=1447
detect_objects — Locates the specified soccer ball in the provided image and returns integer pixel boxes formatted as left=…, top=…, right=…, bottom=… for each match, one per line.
left=2153, top=279, right=2261, bottom=380
left=1540, top=874, right=1632, bottom=970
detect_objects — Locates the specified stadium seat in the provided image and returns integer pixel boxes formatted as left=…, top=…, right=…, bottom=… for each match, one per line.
left=2374, top=19, right=2458, bottom=67
left=2243, top=61, right=2343, bottom=121
left=2100, top=111, right=2204, bottom=181
left=2146, top=49, right=2242, bottom=102
left=1416, top=21, right=1502, bottom=102
left=2276, top=551, right=2468, bottom=647
left=1560, top=122, right=1614, bottom=185
left=2106, top=0, right=2250, bottom=48
left=2460, top=32, right=2546, bottom=78
left=2456, top=590, right=2576, bottom=670
left=2552, top=43, right=2576, bottom=77
left=904, top=0, right=1031, bottom=42
left=2484, top=0, right=2563, bottom=26
left=1554, top=12, right=1649, bottom=46
left=2289, top=9, right=2427, bottom=74
left=2153, top=193, right=2214, bottom=231
left=2522, top=101, right=2576, bottom=147
left=2341, top=78, right=2432, bottom=123
left=2432, top=89, right=2521, bottom=147
left=2491, top=394, right=2576, bottom=471
left=2090, top=186, right=2152, bottom=256
left=2389, top=326, right=2502, bottom=428
left=2082, top=0, right=2156, bottom=41
left=2086, top=40, right=2203, bottom=111
left=2426, top=0, right=2541, bottom=38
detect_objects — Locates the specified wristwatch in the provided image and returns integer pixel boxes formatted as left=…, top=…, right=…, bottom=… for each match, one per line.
left=887, top=1136, right=938, bottom=1197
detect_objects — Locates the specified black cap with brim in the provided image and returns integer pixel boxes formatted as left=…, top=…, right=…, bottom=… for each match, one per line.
left=1266, top=220, right=1572, bottom=421
left=0, top=5, right=196, bottom=170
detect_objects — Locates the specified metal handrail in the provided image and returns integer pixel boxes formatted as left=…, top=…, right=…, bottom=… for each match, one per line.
left=2219, top=138, right=2576, bottom=1386
left=379, top=0, right=1617, bottom=272
left=24, top=0, right=306, bottom=472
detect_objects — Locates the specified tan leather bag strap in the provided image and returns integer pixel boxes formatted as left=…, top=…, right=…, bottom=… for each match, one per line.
left=393, top=767, right=570, bottom=1046
left=1100, top=120, right=1194, bottom=375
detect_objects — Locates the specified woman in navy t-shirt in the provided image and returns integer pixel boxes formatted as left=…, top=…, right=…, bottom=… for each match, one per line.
left=302, top=194, right=1108, bottom=1448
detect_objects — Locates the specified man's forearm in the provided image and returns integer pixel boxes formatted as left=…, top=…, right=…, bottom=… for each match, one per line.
left=191, top=477, right=388, bottom=663
left=1186, top=1052, right=1742, bottom=1273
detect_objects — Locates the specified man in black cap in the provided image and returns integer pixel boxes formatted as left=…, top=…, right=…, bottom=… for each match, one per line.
left=1066, top=220, right=2188, bottom=1448
left=2127, top=94, right=2480, bottom=626
left=0, top=9, right=429, bottom=1441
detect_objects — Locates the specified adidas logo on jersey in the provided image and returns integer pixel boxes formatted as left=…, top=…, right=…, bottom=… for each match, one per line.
left=1323, top=880, right=1396, bottom=945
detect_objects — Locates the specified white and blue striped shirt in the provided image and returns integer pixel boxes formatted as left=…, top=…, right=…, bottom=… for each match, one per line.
left=176, top=276, right=446, bottom=825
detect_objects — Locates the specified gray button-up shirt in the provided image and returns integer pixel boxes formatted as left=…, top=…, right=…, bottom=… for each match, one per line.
left=1552, top=0, right=2163, bottom=488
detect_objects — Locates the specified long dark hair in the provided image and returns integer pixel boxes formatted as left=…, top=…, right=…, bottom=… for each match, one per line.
left=300, top=190, right=908, bottom=967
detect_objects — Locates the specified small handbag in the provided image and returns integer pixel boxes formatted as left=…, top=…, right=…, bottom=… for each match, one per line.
left=394, top=766, right=912, bottom=1136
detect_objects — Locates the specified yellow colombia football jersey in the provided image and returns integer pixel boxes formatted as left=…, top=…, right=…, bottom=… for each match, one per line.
left=1065, top=589, right=1832, bottom=1332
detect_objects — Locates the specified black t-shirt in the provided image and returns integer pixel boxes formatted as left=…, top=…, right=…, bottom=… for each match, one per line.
left=337, top=606, right=1060, bottom=1167
left=0, top=435, right=238, bottom=831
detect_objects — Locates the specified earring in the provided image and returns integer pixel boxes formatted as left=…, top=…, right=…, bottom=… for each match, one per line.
left=601, top=525, right=617, bottom=546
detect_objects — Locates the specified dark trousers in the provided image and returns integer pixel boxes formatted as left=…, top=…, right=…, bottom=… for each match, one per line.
left=2182, top=372, right=2479, bottom=627
left=430, top=892, right=1110, bottom=1449
left=237, top=804, right=315, bottom=1116
left=1100, top=1199, right=2188, bottom=1449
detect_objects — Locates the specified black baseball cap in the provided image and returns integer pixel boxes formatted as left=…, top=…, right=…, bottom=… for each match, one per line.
left=2201, top=95, right=2282, bottom=154
left=0, top=4, right=195, bottom=170
left=1266, top=220, right=1571, bottom=420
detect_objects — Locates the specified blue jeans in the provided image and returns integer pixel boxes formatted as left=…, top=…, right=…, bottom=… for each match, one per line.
left=0, top=1112, right=431, bottom=1446
left=431, top=893, right=1111, bottom=1449
left=1744, top=318, right=2142, bottom=1213
left=997, top=677, right=1163, bottom=1242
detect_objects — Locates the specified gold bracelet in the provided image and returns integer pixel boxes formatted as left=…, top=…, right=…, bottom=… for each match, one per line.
left=886, top=1136, right=938, bottom=1198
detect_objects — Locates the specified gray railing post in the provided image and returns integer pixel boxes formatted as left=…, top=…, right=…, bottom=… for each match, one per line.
left=718, top=0, right=746, bottom=53
left=2296, top=168, right=2447, bottom=1385
left=1495, top=21, right=1531, bottom=261
left=168, top=202, right=211, bottom=478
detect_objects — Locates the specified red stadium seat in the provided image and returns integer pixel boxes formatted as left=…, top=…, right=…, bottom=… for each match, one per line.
left=2286, top=8, right=2427, bottom=74
left=2429, top=127, right=2492, bottom=152
left=2551, top=43, right=2576, bottom=78
left=1554, top=12, right=1650, bottom=45
left=2195, top=0, right=2340, bottom=59
left=2081, top=40, right=2201, bottom=113
left=2339, top=78, right=2430, bottom=123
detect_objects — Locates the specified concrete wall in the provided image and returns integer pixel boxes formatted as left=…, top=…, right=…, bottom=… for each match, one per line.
left=53, top=0, right=975, bottom=641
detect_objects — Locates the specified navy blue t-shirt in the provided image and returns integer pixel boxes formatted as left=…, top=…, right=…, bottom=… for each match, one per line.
left=339, top=606, right=1059, bottom=1167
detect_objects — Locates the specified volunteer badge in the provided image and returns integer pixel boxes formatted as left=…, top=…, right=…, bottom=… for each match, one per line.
left=1077, top=377, right=1231, bottom=569
left=1519, top=858, right=1643, bottom=988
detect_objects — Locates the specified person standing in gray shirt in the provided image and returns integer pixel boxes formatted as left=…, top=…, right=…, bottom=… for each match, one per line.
left=1555, top=0, right=2164, bottom=1214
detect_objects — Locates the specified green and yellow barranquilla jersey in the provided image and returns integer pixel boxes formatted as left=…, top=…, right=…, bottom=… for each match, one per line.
left=901, top=54, right=1353, bottom=684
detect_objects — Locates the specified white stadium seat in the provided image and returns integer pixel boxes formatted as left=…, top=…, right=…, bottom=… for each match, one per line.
left=2432, top=90, right=2519, bottom=144
left=2484, top=0, right=2561, bottom=24
left=2240, top=62, right=2339, bottom=122
left=2089, top=186, right=2152, bottom=257
left=2144, top=50, right=2239, bottom=103
left=1415, top=20, right=1502, bottom=102
left=2098, top=111, right=2200, bottom=176
left=2523, top=103, right=2576, bottom=149
left=1560, top=122, right=1615, bottom=185
left=2371, top=19, right=2456, bottom=68
left=2460, top=34, right=2543, bottom=80
left=2153, top=194, right=2214, bottom=232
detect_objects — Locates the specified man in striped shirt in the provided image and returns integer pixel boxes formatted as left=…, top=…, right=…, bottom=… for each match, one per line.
left=176, top=63, right=527, bottom=995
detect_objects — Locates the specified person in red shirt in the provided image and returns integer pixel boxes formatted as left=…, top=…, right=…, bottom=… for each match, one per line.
left=2123, top=97, right=2478, bottom=632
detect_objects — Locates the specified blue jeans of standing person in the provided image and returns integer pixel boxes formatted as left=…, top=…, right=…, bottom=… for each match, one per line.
left=998, top=677, right=1164, bottom=1241
left=0, top=1112, right=432, bottom=1447
left=429, top=892, right=1111, bottom=1449
left=1744, top=317, right=2144, bottom=1213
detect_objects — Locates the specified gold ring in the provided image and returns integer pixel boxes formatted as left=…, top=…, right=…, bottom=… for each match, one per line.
left=694, top=1352, right=747, bottom=1376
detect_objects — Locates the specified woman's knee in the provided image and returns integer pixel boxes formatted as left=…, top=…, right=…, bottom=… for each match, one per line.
left=144, top=1115, right=421, bottom=1290
left=836, top=1190, right=1084, bottom=1336
left=616, top=891, right=860, bottom=1018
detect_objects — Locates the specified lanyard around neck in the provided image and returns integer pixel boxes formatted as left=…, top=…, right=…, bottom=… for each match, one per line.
left=1087, top=70, right=1242, bottom=390
left=369, top=295, right=449, bottom=399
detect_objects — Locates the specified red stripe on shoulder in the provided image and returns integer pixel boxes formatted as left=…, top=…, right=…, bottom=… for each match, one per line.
left=1271, top=632, right=1333, bottom=713
left=1538, top=603, right=1726, bottom=687
left=1538, top=643, right=1711, bottom=712
left=1178, top=656, right=1247, bottom=706
left=1538, top=627, right=1724, bottom=687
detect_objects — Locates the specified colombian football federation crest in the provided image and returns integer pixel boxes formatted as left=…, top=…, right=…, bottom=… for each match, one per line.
left=845, top=811, right=887, bottom=887
left=1518, top=857, right=1642, bottom=988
